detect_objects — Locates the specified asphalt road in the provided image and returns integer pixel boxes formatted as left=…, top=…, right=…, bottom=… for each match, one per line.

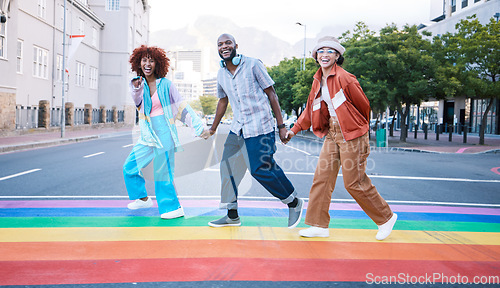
left=1, top=125, right=499, bottom=207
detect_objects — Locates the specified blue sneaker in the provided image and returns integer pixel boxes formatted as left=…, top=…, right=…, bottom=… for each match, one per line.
left=208, top=215, right=241, bottom=227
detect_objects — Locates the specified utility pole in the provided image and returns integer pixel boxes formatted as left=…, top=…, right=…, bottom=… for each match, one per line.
left=61, top=0, right=67, bottom=137
left=296, top=22, right=306, bottom=70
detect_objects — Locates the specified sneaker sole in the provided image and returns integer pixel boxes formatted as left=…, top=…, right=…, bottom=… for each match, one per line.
left=161, top=214, right=185, bottom=220
left=299, top=233, right=329, bottom=238
left=127, top=205, right=153, bottom=210
left=208, top=222, right=241, bottom=228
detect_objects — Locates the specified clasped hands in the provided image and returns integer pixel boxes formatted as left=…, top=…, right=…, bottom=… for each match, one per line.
left=199, top=128, right=295, bottom=144
left=199, top=128, right=215, bottom=140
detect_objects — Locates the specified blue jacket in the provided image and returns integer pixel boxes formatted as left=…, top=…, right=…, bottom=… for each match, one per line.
left=130, top=77, right=204, bottom=151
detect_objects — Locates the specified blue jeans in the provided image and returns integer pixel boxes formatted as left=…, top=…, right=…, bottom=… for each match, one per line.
left=220, top=131, right=296, bottom=210
left=123, top=115, right=181, bottom=214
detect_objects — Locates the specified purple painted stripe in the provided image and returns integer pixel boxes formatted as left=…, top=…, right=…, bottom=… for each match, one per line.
left=0, top=200, right=499, bottom=216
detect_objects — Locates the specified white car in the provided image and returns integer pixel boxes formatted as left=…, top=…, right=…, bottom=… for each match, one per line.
left=283, top=116, right=297, bottom=129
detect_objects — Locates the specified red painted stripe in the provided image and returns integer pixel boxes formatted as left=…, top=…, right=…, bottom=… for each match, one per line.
left=491, top=167, right=500, bottom=176
left=1, top=240, right=499, bottom=262
left=0, top=258, right=498, bottom=285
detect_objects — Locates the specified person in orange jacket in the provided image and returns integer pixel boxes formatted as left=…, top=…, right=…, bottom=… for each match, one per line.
left=284, top=36, right=397, bottom=240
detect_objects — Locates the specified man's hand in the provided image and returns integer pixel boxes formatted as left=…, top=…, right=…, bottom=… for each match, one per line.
left=282, top=130, right=295, bottom=144
left=279, top=128, right=289, bottom=144
left=200, top=128, right=215, bottom=140
left=132, top=77, right=142, bottom=88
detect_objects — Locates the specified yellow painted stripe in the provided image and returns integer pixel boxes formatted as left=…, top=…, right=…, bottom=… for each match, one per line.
left=1, top=227, right=499, bottom=245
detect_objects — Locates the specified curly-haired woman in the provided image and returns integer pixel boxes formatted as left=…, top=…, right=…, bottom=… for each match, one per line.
left=123, top=45, right=207, bottom=219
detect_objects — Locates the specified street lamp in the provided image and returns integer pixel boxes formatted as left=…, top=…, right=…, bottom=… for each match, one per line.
left=296, top=22, right=306, bottom=70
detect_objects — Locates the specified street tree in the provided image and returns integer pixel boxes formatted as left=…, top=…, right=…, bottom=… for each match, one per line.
left=199, top=95, right=218, bottom=116
left=442, top=15, right=499, bottom=144
left=377, top=24, right=438, bottom=141
left=268, top=57, right=316, bottom=117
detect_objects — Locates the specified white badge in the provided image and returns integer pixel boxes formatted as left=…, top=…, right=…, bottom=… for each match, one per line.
left=312, top=97, right=321, bottom=111
left=332, top=89, right=347, bottom=109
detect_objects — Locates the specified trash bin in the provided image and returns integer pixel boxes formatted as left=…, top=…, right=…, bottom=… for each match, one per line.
left=376, top=128, right=386, bottom=147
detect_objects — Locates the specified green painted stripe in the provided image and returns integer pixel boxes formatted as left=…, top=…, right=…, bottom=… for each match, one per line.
left=0, top=216, right=499, bottom=232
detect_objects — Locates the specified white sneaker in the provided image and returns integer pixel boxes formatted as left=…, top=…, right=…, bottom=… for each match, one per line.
left=299, top=226, right=330, bottom=238
left=161, top=207, right=185, bottom=219
left=376, top=213, right=398, bottom=241
left=127, top=197, right=153, bottom=210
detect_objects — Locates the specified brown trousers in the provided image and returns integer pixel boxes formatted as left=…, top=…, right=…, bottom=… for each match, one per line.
left=305, top=117, right=393, bottom=228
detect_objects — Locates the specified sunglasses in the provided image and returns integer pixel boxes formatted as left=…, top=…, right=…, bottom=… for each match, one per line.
left=317, top=49, right=337, bottom=54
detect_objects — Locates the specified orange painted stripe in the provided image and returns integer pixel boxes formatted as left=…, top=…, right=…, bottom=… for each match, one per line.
left=1, top=258, right=499, bottom=285
left=1, top=240, right=499, bottom=262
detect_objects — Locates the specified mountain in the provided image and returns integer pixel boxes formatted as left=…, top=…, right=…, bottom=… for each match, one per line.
left=150, top=15, right=300, bottom=73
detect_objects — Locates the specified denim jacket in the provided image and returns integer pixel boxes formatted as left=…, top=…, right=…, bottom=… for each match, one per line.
left=130, top=77, right=204, bottom=152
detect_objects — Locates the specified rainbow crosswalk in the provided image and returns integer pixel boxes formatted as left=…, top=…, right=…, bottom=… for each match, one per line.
left=0, top=199, right=499, bottom=286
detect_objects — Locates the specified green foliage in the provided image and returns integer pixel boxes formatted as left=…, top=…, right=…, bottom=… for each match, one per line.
left=199, top=95, right=218, bottom=116
left=268, top=57, right=316, bottom=116
left=268, top=17, right=498, bottom=142
left=188, top=99, right=202, bottom=113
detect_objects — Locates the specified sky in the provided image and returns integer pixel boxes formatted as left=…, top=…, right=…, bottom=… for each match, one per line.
left=148, top=0, right=433, bottom=45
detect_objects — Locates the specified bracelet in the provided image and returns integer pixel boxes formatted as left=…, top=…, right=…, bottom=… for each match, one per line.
left=277, top=123, right=286, bottom=129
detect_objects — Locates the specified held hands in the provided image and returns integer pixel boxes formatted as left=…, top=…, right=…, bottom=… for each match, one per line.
left=279, top=128, right=295, bottom=145
left=200, top=128, right=215, bottom=140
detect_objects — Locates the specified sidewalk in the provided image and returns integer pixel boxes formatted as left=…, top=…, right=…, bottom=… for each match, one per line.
left=1, top=126, right=500, bottom=154
left=295, top=128, right=500, bottom=154
left=0, top=126, right=133, bottom=154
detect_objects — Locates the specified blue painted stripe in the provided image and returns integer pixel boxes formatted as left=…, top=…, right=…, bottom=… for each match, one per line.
left=0, top=207, right=499, bottom=223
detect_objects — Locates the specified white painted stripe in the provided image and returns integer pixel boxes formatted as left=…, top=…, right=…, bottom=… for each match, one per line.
left=368, top=174, right=500, bottom=183
left=283, top=145, right=311, bottom=156
left=122, top=144, right=134, bottom=148
left=0, top=169, right=42, bottom=181
left=83, top=152, right=105, bottom=158
left=0, top=195, right=498, bottom=207
left=203, top=168, right=500, bottom=183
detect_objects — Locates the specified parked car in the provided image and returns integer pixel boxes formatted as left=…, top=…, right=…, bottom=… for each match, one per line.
left=284, top=116, right=297, bottom=129
left=205, top=115, right=215, bottom=126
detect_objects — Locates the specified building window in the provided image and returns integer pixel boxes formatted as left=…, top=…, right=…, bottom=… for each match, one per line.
left=0, top=21, right=5, bottom=58
left=474, top=0, right=480, bottom=3
left=92, top=27, right=97, bottom=47
left=37, top=0, right=47, bottom=19
left=17, top=40, right=23, bottom=73
left=89, top=67, right=98, bottom=89
left=105, top=0, right=120, bottom=11
left=462, top=0, right=468, bottom=8
left=56, top=55, right=63, bottom=82
left=451, top=0, right=457, bottom=12
left=78, top=18, right=85, bottom=35
left=471, top=99, right=497, bottom=134
left=33, top=46, right=49, bottom=79
left=76, top=62, right=85, bottom=87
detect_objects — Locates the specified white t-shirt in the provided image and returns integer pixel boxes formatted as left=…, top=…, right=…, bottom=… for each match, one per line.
left=321, top=85, right=337, bottom=117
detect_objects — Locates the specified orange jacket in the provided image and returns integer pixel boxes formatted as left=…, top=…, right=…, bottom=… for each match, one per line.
left=291, top=64, right=370, bottom=141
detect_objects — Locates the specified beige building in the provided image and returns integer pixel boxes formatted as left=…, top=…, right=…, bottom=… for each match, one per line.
left=419, top=0, right=499, bottom=134
left=0, top=0, right=149, bottom=132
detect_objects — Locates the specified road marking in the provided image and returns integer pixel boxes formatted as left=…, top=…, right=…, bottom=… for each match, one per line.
left=0, top=169, right=42, bottom=181
left=83, top=152, right=105, bottom=158
left=0, top=195, right=498, bottom=207
left=205, top=168, right=500, bottom=183
left=491, top=167, right=500, bottom=176
left=283, top=145, right=311, bottom=156
left=122, top=144, right=134, bottom=148
left=456, top=147, right=472, bottom=153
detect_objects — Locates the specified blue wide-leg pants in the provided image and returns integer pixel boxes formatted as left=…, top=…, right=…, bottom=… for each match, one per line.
left=123, top=115, right=181, bottom=214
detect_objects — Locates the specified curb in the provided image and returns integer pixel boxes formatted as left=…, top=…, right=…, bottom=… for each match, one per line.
left=0, top=135, right=98, bottom=154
